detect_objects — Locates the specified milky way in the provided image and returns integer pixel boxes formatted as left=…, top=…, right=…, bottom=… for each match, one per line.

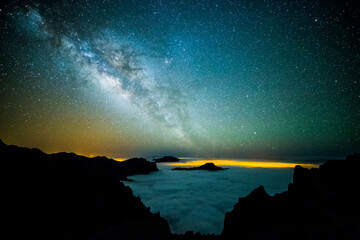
left=0, top=0, right=359, bottom=158
left=17, top=5, right=191, bottom=142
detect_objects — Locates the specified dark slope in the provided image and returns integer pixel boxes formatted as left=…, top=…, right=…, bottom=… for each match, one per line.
left=1, top=139, right=170, bottom=240
left=222, top=153, right=360, bottom=240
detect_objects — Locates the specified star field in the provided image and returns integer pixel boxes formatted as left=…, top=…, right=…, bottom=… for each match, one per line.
left=0, top=0, right=359, bottom=158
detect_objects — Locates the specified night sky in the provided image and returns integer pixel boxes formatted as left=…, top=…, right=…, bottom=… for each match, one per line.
left=1, top=0, right=359, bottom=158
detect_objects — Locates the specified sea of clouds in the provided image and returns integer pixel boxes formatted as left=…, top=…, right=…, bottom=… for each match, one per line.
left=124, top=163, right=295, bottom=234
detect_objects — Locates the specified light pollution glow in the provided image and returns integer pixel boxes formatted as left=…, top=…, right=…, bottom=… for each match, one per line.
left=168, top=160, right=319, bottom=169
left=80, top=156, right=319, bottom=168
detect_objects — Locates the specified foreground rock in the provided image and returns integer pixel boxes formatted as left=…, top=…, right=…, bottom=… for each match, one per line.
left=173, top=162, right=225, bottom=171
left=1, top=139, right=169, bottom=240
left=153, top=156, right=180, bottom=162
left=222, top=153, right=360, bottom=240
left=120, top=157, right=159, bottom=180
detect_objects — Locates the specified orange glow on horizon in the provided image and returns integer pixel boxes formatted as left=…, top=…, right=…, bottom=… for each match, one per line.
left=72, top=152, right=128, bottom=162
left=113, top=158, right=128, bottom=162
left=168, top=160, right=319, bottom=169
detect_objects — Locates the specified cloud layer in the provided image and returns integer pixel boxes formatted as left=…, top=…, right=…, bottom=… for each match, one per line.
left=125, top=164, right=294, bottom=234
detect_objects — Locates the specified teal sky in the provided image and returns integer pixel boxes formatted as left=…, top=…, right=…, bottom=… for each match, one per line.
left=0, top=0, right=359, bottom=158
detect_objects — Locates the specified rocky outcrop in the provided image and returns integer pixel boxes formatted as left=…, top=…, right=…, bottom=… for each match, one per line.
left=172, top=162, right=225, bottom=171
left=153, top=156, right=180, bottom=162
left=1, top=139, right=169, bottom=240
left=222, top=153, right=360, bottom=240
left=119, top=157, right=159, bottom=179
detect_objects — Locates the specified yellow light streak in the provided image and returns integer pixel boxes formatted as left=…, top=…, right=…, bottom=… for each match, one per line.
left=168, top=160, right=318, bottom=169
left=113, top=158, right=128, bottom=162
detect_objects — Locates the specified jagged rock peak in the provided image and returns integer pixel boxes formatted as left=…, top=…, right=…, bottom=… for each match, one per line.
left=246, top=185, right=270, bottom=200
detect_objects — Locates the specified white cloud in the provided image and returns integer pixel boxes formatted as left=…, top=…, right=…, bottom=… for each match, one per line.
left=125, top=164, right=294, bottom=234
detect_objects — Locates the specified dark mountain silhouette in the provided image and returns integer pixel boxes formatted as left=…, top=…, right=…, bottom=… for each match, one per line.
left=1, top=139, right=170, bottom=240
left=0, top=139, right=158, bottom=181
left=172, top=162, right=225, bottom=171
left=153, top=156, right=180, bottom=162
left=222, top=153, right=360, bottom=240
left=2, top=139, right=359, bottom=240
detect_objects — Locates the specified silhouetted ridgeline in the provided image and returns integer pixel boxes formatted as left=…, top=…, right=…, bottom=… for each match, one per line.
left=1, top=139, right=359, bottom=240
left=1, top=139, right=170, bottom=240
left=222, top=153, right=360, bottom=240
left=1, top=139, right=157, bottom=181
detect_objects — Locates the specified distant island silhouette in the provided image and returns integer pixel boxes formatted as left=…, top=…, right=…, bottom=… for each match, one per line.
left=1, top=139, right=359, bottom=240
left=153, top=156, right=180, bottom=162
left=172, top=162, right=225, bottom=171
